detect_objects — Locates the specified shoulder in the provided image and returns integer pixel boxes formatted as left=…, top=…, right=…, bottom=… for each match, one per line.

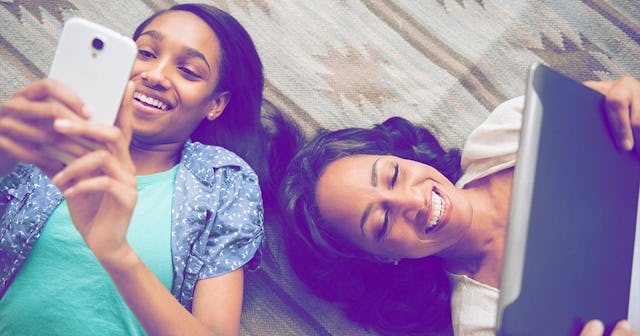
left=182, top=141, right=254, bottom=170
left=471, top=96, right=524, bottom=138
left=172, top=142, right=264, bottom=278
left=449, top=273, right=499, bottom=335
left=180, top=141, right=259, bottom=184
left=455, top=96, right=523, bottom=187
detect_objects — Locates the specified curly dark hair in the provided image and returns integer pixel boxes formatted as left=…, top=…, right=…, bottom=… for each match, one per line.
left=279, top=117, right=462, bottom=335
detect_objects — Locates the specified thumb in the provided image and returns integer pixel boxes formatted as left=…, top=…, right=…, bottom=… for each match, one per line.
left=115, top=81, right=135, bottom=145
left=583, top=80, right=612, bottom=95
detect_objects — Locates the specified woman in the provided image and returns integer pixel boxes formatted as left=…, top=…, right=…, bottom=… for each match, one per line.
left=279, top=76, right=640, bottom=335
left=0, top=3, right=297, bottom=335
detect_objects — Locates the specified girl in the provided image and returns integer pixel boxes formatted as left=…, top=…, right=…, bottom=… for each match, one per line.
left=0, top=3, right=298, bottom=335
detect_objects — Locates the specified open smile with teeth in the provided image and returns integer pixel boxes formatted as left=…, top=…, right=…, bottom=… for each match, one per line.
left=426, top=191, right=444, bottom=234
left=134, top=91, right=170, bottom=111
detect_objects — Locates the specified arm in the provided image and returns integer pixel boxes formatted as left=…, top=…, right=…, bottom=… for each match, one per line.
left=192, top=269, right=244, bottom=335
left=100, top=248, right=244, bottom=336
left=584, top=76, right=640, bottom=153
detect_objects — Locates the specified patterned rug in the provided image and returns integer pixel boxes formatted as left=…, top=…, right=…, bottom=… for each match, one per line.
left=2, top=1, right=639, bottom=335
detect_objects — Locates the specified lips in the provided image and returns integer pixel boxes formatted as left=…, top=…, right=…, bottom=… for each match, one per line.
left=133, top=91, right=172, bottom=111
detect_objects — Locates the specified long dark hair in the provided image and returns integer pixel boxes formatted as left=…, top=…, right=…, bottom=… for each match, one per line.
left=134, top=4, right=302, bottom=225
left=279, top=117, right=461, bottom=335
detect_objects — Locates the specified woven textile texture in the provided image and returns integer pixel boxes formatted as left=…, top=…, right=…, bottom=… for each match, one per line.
left=1, top=1, right=639, bottom=335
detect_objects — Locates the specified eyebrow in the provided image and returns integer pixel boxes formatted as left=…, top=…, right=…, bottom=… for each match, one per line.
left=138, top=30, right=211, bottom=71
left=360, top=158, right=380, bottom=237
left=139, top=30, right=162, bottom=41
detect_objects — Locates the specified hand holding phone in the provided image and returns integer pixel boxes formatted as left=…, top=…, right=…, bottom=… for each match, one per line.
left=0, top=17, right=137, bottom=174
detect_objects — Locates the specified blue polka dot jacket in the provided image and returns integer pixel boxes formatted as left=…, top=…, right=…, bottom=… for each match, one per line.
left=0, top=141, right=264, bottom=311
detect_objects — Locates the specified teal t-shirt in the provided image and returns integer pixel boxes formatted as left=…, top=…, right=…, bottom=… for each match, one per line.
left=0, top=166, right=178, bottom=335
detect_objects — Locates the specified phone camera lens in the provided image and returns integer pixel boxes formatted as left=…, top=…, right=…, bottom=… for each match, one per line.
left=92, top=38, right=104, bottom=50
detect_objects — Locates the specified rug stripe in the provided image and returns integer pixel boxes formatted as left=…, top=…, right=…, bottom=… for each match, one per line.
left=362, top=0, right=508, bottom=111
left=0, top=34, right=43, bottom=80
left=264, top=82, right=321, bottom=136
left=581, top=0, right=640, bottom=45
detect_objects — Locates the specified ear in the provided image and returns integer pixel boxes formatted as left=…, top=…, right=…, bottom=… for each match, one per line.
left=206, top=91, right=230, bottom=121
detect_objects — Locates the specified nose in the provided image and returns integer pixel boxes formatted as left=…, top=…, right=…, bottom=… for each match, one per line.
left=140, top=63, right=171, bottom=91
left=385, top=187, right=424, bottom=224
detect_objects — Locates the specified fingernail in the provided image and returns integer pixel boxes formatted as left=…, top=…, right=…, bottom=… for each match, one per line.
left=54, top=119, right=73, bottom=130
left=617, top=320, right=631, bottom=331
left=586, top=320, right=604, bottom=334
left=623, top=139, right=634, bottom=151
left=63, top=187, right=75, bottom=197
left=51, top=171, right=63, bottom=184
left=81, top=106, right=92, bottom=118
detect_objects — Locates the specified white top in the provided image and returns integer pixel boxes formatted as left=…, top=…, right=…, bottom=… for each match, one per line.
left=449, top=96, right=524, bottom=336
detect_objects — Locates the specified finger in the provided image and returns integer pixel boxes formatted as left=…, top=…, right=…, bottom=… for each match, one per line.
left=51, top=149, right=135, bottom=191
left=611, top=320, right=632, bottom=336
left=580, top=320, right=604, bottom=336
left=14, top=79, right=90, bottom=119
left=63, top=175, right=137, bottom=207
left=603, top=82, right=634, bottom=151
left=0, top=116, right=99, bottom=164
left=0, top=114, right=53, bottom=146
left=53, top=118, right=132, bottom=169
left=0, top=135, right=66, bottom=175
left=2, top=94, right=84, bottom=124
left=584, top=80, right=612, bottom=95
left=605, top=98, right=633, bottom=151
left=53, top=119, right=103, bottom=148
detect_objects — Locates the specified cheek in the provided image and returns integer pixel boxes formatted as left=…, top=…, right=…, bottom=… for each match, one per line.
left=385, top=224, right=419, bottom=250
left=181, top=86, right=216, bottom=109
left=129, top=61, right=145, bottom=79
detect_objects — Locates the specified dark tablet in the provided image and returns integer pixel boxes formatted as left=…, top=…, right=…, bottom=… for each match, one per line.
left=496, top=63, right=640, bottom=335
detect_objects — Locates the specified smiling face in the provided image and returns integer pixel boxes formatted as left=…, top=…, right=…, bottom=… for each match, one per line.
left=315, top=155, right=473, bottom=261
left=129, top=10, right=228, bottom=145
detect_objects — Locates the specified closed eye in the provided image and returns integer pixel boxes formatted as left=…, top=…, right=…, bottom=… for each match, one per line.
left=377, top=211, right=389, bottom=241
left=377, top=162, right=399, bottom=241
left=390, top=162, right=399, bottom=188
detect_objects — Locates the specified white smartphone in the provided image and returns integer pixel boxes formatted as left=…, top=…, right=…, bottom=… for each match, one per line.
left=48, top=17, right=137, bottom=125
left=45, top=17, right=137, bottom=163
